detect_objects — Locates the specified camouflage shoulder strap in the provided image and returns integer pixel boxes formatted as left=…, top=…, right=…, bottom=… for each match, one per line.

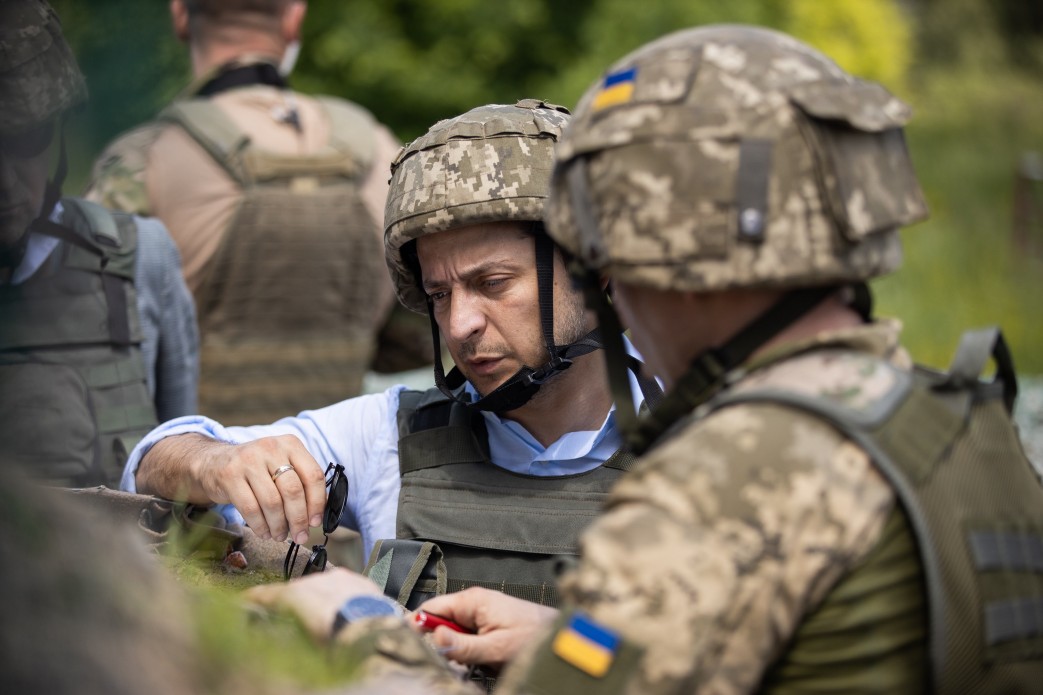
left=159, top=100, right=250, bottom=184
left=314, top=96, right=377, bottom=174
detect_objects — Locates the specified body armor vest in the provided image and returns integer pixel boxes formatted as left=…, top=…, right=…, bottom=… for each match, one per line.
left=368, top=388, right=638, bottom=609
left=160, top=96, right=387, bottom=425
left=0, top=198, right=157, bottom=486
left=704, top=329, right=1043, bottom=693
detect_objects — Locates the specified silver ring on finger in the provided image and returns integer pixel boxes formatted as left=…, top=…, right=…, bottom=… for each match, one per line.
left=271, top=464, right=295, bottom=482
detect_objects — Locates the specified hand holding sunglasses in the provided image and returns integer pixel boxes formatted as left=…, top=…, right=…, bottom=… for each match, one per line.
left=283, top=462, right=348, bottom=580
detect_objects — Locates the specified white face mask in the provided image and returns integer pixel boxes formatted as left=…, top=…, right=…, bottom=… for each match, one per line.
left=279, top=40, right=301, bottom=77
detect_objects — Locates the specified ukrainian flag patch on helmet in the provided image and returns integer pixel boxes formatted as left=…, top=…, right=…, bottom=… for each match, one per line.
left=551, top=611, right=620, bottom=677
left=592, top=67, right=637, bottom=112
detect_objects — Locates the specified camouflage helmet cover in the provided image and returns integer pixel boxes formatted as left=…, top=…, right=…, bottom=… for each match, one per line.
left=384, top=99, right=570, bottom=313
left=547, top=25, right=929, bottom=293
left=0, top=0, right=87, bottom=135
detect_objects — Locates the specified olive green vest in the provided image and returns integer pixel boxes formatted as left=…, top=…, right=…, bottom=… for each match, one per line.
left=0, top=198, right=158, bottom=486
left=711, top=329, right=1043, bottom=693
left=373, top=388, right=637, bottom=608
left=160, top=97, right=387, bottom=425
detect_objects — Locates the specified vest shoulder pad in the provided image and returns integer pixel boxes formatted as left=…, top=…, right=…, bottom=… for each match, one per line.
left=59, top=197, right=138, bottom=278
left=396, top=387, right=458, bottom=438
left=158, top=100, right=248, bottom=182
left=718, top=348, right=913, bottom=430
left=86, top=122, right=165, bottom=216
left=314, top=96, right=377, bottom=172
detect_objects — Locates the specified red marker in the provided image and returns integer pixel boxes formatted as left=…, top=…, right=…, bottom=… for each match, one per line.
left=414, top=609, right=476, bottom=634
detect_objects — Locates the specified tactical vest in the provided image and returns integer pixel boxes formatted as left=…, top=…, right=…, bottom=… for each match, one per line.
left=160, top=96, right=387, bottom=425
left=365, top=388, right=639, bottom=610
left=0, top=198, right=158, bottom=487
left=704, top=329, right=1043, bottom=693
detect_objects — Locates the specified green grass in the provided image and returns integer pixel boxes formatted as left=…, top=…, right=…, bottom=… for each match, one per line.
left=161, top=556, right=365, bottom=692
left=873, top=65, right=1043, bottom=372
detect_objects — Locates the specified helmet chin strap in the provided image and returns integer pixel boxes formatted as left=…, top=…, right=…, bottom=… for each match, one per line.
left=429, top=232, right=603, bottom=412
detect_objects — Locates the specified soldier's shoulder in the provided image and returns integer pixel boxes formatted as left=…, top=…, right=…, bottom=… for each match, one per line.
left=732, top=347, right=909, bottom=416
left=85, top=121, right=170, bottom=215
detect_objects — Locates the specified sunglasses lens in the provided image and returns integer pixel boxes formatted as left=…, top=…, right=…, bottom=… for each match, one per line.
left=303, top=545, right=327, bottom=575
left=322, top=466, right=347, bottom=534
left=1, top=122, right=54, bottom=159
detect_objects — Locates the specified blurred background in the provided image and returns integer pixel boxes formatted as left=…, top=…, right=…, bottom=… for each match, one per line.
left=53, top=0, right=1043, bottom=377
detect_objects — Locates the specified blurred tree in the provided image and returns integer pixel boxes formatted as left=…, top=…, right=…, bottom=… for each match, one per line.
left=296, top=0, right=590, bottom=141
left=50, top=0, right=187, bottom=166
left=54, top=0, right=915, bottom=161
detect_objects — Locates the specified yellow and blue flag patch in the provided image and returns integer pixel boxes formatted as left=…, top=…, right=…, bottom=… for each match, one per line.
left=592, top=67, right=637, bottom=112
left=552, top=612, right=620, bottom=678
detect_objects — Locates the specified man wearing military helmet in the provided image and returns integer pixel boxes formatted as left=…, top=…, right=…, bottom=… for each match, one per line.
left=127, top=100, right=660, bottom=606
left=0, top=0, right=198, bottom=487
left=251, top=25, right=1043, bottom=694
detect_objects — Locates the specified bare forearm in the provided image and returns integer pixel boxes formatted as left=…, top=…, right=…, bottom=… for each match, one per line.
left=136, top=433, right=228, bottom=504
left=136, top=432, right=328, bottom=544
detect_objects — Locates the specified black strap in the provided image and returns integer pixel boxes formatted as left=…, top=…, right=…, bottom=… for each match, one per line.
left=27, top=205, right=134, bottom=347
left=736, top=139, right=773, bottom=243
left=102, top=273, right=132, bottom=346
left=941, top=327, right=1018, bottom=413
left=535, top=232, right=557, bottom=361
left=196, top=61, right=287, bottom=97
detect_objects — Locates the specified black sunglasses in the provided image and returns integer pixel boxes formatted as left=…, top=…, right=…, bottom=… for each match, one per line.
left=0, top=121, right=55, bottom=160
left=283, top=462, right=347, bottom=580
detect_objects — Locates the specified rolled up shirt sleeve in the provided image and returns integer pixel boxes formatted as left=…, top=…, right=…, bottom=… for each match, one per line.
left=122, top=386, right=407, bottom=554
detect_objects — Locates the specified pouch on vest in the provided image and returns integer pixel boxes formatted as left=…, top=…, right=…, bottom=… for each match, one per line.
left=363, top=538, right=447, bottom=610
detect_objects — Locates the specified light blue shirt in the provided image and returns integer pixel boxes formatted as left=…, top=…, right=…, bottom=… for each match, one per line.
left=123, top=341, right=652, bottom=560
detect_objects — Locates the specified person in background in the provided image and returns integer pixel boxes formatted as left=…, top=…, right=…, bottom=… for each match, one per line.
left=0, top=0, right=198, bottom=487
left=86, top=0, right=431, bottom=426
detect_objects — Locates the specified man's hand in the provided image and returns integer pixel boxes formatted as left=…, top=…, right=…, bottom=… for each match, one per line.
left=414, top=588, right=558, bottom=669
left=138, top=433, right=328, bottom=544
left=245, top=568, right=383, bottom=641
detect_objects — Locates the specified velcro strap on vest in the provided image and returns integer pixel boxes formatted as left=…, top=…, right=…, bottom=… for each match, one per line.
left=446, top=577, right=560, bottom=607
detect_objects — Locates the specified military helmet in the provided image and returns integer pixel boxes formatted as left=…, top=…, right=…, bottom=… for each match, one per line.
left=547, top=24, right=928, bottom=293
left=0, top=0, right=87, bottom=135
left=384, top=99, right=571, bottom=313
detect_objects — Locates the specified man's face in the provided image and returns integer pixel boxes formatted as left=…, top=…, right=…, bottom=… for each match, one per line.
left=416, top=221, right=588, bottom=397
left=0, top=121, right=53, bottom=253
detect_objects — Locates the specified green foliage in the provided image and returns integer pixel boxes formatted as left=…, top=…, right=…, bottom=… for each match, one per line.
left=783, top=0, right=913, bottom=93
left=165, top=557, right=362, bottom=691
left=296, top=0, right=589, bottom=141
left=49, top=0, right=1042, bottom=372
left=873, top=64, right=1043, bottom=371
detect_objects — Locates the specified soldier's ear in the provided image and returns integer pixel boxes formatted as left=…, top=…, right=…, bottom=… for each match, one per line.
left=170, top=0, right=189, bottom=43
left=283, top=1, right=306, bottom=43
